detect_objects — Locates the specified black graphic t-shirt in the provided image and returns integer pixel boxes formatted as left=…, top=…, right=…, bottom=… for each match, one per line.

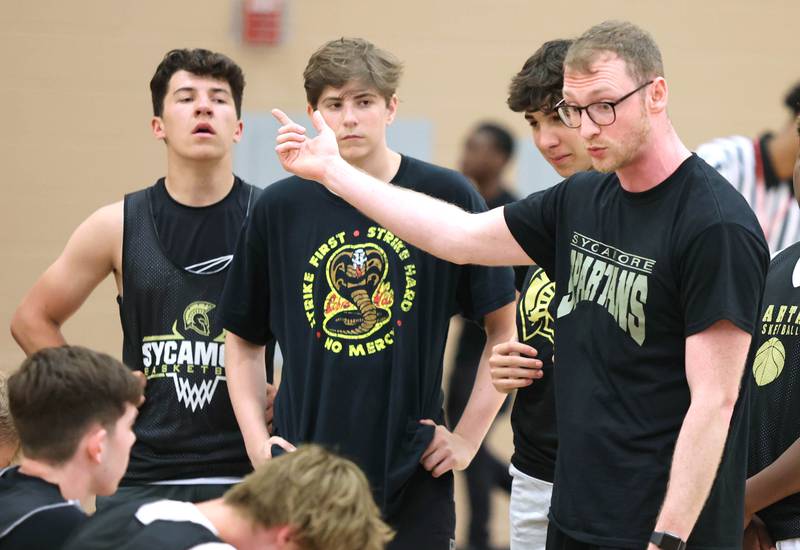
left=220, top=155, right=515, bottom=514
left=504, top=154, right=768, bottom=548
left=511, top=265, right=557, bottom=482
left=118, top=177, right=260, bottom=483
left=748, top=242, right=800, bottom=541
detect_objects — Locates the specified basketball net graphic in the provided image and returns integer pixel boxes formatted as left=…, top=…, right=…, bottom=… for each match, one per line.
left=166, top=372, right=225, bottom=412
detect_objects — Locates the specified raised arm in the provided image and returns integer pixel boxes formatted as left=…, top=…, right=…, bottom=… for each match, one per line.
left=272, top=109, right=532, bottom=267
left=650, top=319, right=751, bottom=544
left=11, top=202, right=123, bottom=355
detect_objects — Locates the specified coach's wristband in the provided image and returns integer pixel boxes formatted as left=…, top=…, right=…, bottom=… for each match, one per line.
left=650, top=531, right=686, bottom=550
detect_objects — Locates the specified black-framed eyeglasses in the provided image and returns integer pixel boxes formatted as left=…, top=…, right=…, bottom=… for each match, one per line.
left=555, top=80, right=653, bottom=128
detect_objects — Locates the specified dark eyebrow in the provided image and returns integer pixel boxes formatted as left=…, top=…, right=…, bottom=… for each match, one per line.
left=321, top=90, right=378, bottom=104
left=172, top=87, right=231, bottom=96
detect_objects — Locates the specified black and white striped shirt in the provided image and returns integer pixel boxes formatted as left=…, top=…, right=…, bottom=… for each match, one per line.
left=697, top=134, right=799, bottom=255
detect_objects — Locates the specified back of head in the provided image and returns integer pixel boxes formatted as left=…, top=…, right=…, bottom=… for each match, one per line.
left=149, top=48, right=246, bottom=118
left=224, top=444, right=393, bottom=550
left=8, top=346, right=142, bottom=464
left=0, top=371, right=19, bottom=466
left=474, top=122, right=515, bottom=162
left=785, top=81, right=800, bottom=117
left=303, top=37, right=403, bottom=109
left=565, top=20, right=664, bottom=82
left=508, top=38, right=573, bottom=114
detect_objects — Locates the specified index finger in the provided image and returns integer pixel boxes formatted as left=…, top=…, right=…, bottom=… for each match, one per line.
left=271, top=108, right=293, bottom=125
left=494, top=340, right=537, bottom=357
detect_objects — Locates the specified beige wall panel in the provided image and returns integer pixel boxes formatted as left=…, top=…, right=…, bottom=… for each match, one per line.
left=1, top=0, right=798, bottom=372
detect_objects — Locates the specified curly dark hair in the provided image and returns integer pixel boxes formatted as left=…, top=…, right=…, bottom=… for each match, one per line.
left=785, top=81, right=800, bottom=116
left=507, top=39, right=572, bottom=114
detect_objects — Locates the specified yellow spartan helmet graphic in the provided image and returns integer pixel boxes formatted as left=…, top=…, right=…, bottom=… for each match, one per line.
left=183, top=301, right=216, bottom=337
left=520, top=270, right=556, bottom=344
left=753, top=337, right=785, bottom=386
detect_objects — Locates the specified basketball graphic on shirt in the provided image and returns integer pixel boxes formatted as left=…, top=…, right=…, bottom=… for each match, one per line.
left=753, top=337, right=785, bottom=386
left=324, top=243, right=392, bottom=339
left=519, top=268, right=556, bottom=344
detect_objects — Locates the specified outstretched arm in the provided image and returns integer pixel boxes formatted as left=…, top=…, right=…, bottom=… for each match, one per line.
left=11, top=202, right=122, bottom=355
left=272, top=109, right=532, bottom=267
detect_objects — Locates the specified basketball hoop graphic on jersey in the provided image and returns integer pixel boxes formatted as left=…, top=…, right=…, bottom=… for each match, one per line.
left=140, top=299, right=228, bottom=412
left=166, top=372, right=225, bottom=412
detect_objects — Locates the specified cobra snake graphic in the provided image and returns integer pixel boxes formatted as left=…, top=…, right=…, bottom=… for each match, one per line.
left=324, top=245, right=391, bottom=338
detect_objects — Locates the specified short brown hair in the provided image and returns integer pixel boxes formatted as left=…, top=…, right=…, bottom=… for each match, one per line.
left=0, top=371, right=18, bottom=452
left=8, top=346, right=142, bottom=464
left=224, top=445, right=393, bottom=550
left=303, top=38, right=403, bottom=109
left=508, top=39, right=573, bottom=114
left=150, top=49, right=246, bottom=118
left=565, top=21, right=664, bottom=84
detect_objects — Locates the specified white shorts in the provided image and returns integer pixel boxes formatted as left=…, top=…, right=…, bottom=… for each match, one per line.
left=509, top=463, right=552, bottom=550
left=778, top=538, right=800, bottom=550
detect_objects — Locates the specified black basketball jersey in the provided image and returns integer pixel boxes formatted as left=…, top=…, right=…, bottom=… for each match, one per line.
left=0, top=467, right=86, bottom=549
left=749, top=241, right=800, bottom=541
left=62, top=499, right=223, bottom=550
left=118, top=179, right=259, bottom=484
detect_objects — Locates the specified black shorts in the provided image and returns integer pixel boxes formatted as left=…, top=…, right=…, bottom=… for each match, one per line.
left=385, top=466, right=456, bottom=550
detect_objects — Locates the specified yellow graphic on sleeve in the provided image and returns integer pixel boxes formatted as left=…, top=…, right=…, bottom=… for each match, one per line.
left=753, top=337, right=785, bottom=386
left=519, top=269, right=556, bottom=344
left=323, top=244, right=393, bottom=339
left=183, top=301, right=215, bottom=337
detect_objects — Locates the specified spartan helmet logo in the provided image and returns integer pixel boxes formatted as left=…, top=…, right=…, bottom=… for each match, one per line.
left=183, top=301, right=216, bottom=337
left=520, top=269, right=556, bottom=344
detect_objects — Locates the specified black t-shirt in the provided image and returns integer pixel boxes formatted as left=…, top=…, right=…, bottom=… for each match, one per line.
left=510, top=265, right=557, bottom=482
left=748, top=241, right=800, bottom=541
left=220, top=155, right=515, bottom=514
left=0, top=467, right=87, bottom=550
left=503, top=154, right=768, bottom=548
left=151, top=177, right=251, bottom=272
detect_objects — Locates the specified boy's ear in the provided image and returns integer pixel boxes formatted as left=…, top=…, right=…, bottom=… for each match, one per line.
left=151, top=116, right=166, bottom=140
left=83, top=425, right=107, bottom=465
left=386, top=94, right=399, bottom=125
